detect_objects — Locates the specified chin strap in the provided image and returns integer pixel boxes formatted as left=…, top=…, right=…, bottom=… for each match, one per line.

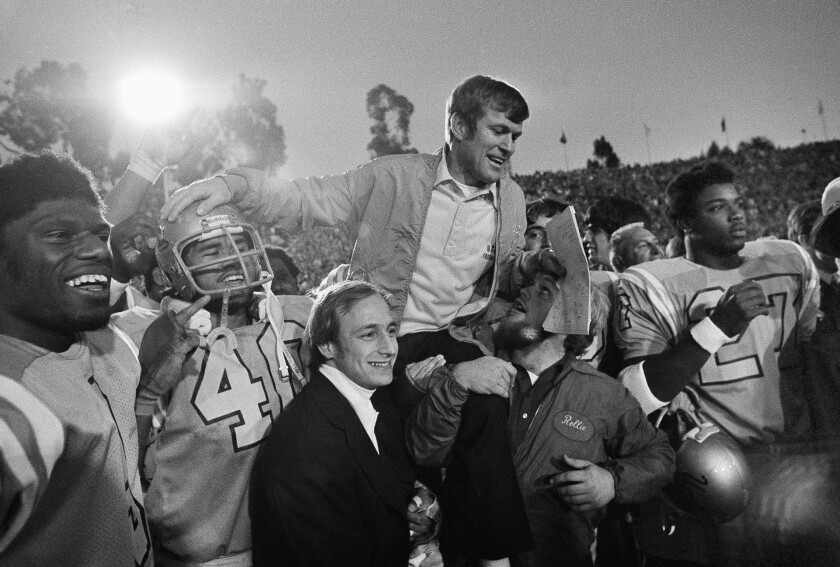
left=203, top=288, right=238, bottom=354
left=219, top=287, right=231, bottom=329
left=261, top=282, right=306, bottom=388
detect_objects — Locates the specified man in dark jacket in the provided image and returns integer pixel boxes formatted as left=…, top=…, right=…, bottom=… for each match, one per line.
left=250, top=281, right=439, bottom=567
left=408, top=255, right=674, bottom=567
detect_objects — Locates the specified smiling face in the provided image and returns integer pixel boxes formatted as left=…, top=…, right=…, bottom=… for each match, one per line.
left=0, top=198, right=113, bottom=350
left=320, top=294, right=398, bottom=390
left=182, top=232, right=261, bottom=293
left=180, top=231, right=262, bottom=314
left=583, top=226, right=611, bottom=269
left=684, top=183, right=747, bottom=258
left=448, top=107, right=523, bottom=189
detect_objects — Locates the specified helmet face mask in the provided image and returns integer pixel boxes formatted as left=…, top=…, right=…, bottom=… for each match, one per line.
left=157, top=203, right=273, bottom=301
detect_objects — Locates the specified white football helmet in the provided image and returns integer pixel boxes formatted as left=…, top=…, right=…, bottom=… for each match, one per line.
left=156, top=202, right=273, bottom=301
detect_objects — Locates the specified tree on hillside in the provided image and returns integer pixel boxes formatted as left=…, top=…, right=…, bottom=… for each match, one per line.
left=174, top=74, right=287, bottom=186
left=0, top=61, right=112, bottom=174
left=738, top=136, right=774, bottom=152
left=707, top=140, right=721, bottom=158
left=366, top=84, right=417, bottom=158
left=587, top=135, right=620, bottom=169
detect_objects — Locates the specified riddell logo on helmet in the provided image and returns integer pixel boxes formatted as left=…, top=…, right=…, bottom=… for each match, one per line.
left=201, top=214, right=234, bottom=230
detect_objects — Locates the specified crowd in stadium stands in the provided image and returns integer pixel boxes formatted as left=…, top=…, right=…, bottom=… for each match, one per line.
left=257, top=141, right=840, bottom=292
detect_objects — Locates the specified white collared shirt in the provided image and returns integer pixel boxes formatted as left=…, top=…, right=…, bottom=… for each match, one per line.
left=400, top=152, right=498, bottom=335
left=320, top=364, right=380, bottom=453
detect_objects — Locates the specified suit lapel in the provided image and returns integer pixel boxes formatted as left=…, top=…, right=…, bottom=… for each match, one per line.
left=310, top=373, right=407, bottom=516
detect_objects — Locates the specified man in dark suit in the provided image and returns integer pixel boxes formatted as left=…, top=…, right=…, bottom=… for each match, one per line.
left=250, top=280, right=435, bottom=567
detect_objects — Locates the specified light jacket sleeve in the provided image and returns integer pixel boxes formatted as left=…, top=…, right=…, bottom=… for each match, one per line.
left=225, top=164, right=378, bottom=233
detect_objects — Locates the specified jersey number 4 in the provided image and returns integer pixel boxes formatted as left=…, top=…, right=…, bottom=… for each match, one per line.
left=192, top=347, right=273, bottom=452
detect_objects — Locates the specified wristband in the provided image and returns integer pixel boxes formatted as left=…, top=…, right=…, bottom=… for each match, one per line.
left=127, top=150, right=165, bottom=184
left=690, top=317, right=731, bottom=354
left=619, top=361, right=668, bottom=414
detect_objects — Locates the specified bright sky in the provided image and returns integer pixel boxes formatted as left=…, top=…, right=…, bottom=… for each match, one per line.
left=2, top=0, right=838, bottom=179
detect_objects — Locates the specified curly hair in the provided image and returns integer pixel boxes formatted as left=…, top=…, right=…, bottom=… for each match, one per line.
left=665, top=161, right=735, bottom=233
left=0, top=152, right=101, bottom=237
left=584, top=196, right=650, bottom=236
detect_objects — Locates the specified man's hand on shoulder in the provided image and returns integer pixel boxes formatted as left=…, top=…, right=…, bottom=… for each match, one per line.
left=450, top=356, right=516, bottom=398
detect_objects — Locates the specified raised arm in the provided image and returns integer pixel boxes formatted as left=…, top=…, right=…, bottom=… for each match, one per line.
left=161, top=163, right=378, bottom=234
left=105, top=125, right=195, bottom=224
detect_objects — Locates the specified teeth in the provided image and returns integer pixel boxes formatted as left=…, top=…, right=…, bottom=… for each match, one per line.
left=223, top=274, right=245, bottom=283
left=369, top=362, right=390, bottom=368
left=66, top=274, right=108, bottom=287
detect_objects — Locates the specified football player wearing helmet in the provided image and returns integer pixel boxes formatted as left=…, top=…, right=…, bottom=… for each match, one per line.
left=615, top=161, right=821, bottom=565
left=123, top=201, right=313, bottom=566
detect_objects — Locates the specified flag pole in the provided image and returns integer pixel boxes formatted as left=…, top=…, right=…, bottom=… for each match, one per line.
left=560, top=131, right=569, bottom=172
left=721, top=116, right=730, bottom=148
left=819, top=100, right=828, bottom=141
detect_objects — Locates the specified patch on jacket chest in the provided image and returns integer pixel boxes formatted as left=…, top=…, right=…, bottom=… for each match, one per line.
left=552, top=410, right=595, bottom=442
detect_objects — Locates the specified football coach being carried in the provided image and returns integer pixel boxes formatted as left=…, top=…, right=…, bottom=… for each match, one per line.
left=163, top=75, right=538, bottom=565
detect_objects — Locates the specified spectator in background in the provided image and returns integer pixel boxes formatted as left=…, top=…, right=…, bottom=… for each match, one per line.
left=583, top=197, right=651, bottom=270
left=579, top=206, right=653, bottom=375
left=608, top=223, right=663, bottom=273
left=806, top=177, right=840, bottom=437
left=788, top=199, right=837, bottom=280
left=524, top=197, right=569, bottom=251
left=265, top=245, right=301, bottom=295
